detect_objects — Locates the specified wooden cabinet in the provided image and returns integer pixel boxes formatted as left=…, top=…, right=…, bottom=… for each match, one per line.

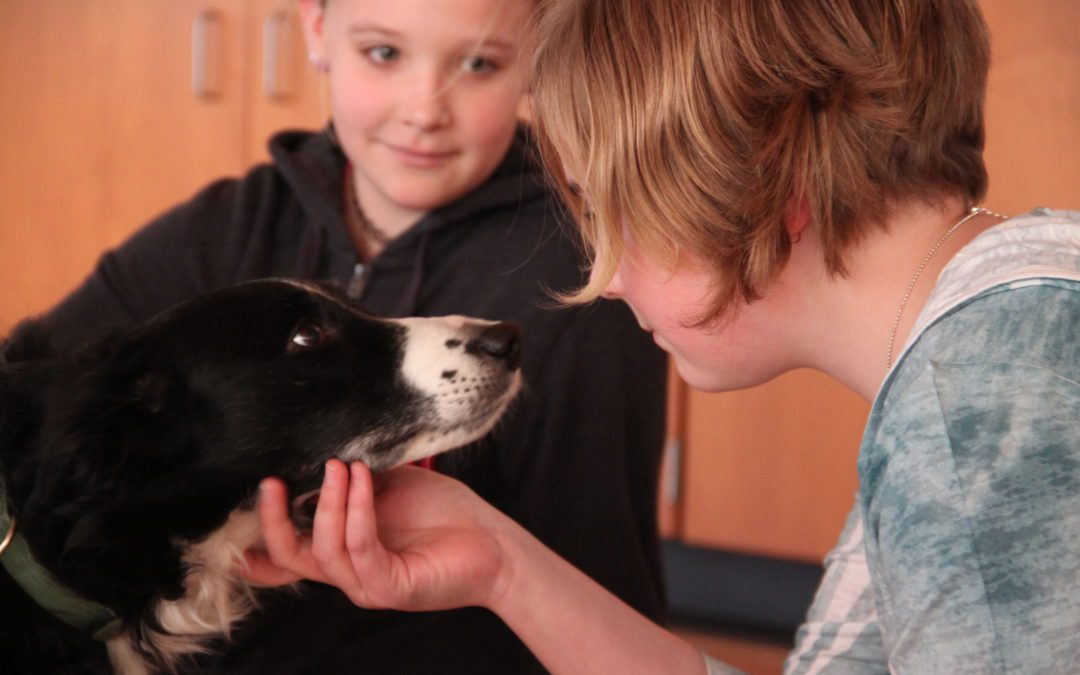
left=979, top=0, right=1080, bottom=215
left=661, top=0, right=1080, bottom=564
left=0, top=0, right=322, bottom=329
left=661, top=368, right=867, bottom=563
left=243, top=0, right=327, bottom=164
left=678, top=372, right=867, bottom=563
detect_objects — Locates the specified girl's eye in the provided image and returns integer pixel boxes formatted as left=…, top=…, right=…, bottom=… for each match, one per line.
left=289, top=321, right=328, bottom=352
left=365, top=45, right=400, bottom=64
left=565, top=182, right=593, bottom=219
left=462, top=55, right=498, bottom=74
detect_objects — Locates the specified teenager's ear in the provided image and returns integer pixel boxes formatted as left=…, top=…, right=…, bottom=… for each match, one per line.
left=296, top=0, right=328, bottom=59
left=517, top=95, right=533, bottom=124
left=784, top=196, right=811, bottom=243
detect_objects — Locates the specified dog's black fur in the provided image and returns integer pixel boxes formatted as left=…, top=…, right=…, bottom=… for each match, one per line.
left=0, top=279, right=521, bottom=674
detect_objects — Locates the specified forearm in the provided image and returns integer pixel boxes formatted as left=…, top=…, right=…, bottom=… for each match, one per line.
left=487, top=517, right=706, bottom=675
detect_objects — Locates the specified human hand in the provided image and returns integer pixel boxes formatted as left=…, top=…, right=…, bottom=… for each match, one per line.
left=243, top=459, right=511, bottom=612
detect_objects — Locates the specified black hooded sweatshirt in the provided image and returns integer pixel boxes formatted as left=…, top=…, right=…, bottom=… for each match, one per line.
left=41, top=128, right=668, bottom=673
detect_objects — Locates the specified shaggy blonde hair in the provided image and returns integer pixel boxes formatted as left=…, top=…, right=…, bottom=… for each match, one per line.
left=532, top=0, right=990, bottom=323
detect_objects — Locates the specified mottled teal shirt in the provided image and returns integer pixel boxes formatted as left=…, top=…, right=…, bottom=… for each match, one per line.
left=861, top=279, right=1080, bottom=672
left=710, top=210, right=1080, bottom=674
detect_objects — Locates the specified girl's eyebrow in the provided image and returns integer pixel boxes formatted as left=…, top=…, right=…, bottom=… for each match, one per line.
left=346, top=23, right=514, bottom=53
left=472, top=38, right=514, bottom=52
left=346, top=24, right=403, bottom=38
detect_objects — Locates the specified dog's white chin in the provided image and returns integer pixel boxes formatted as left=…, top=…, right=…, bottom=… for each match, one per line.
left=337, top=370, right=521, bottom=471
left=394, top=373, right=521, bottom=466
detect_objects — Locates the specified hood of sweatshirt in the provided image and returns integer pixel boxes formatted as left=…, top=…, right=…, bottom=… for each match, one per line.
left=268, top=125, right=553, bottom=316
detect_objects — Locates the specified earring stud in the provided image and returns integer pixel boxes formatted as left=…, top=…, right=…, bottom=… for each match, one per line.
left=308, top=51, right=329, bottom=73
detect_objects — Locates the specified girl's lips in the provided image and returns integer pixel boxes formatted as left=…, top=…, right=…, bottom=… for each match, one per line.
left=383, top=142, right=459, bottom=168
left=651, top=332, right=672, bottom=354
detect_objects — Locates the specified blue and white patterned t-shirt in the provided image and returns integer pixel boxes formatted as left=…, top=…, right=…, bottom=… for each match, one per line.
left=709, top=209, right=1080, bottom=674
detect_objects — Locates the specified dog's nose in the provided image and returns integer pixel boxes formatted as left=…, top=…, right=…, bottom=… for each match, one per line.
left=466, top=322, right=523, bottom=370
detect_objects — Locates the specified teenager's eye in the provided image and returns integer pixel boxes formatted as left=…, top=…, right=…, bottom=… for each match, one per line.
left=288, top=321, right=328, bottom=352
left=462, top=55, right=498, bottom=74
left=565, top=181, right=593, bottom=220
left=365, top=45, right=400, bottom=64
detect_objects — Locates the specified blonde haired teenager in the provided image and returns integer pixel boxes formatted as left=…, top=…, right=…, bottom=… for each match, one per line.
left=39, top=0, right=669, bottom=671
left=251, top=0, right=1080, bottom=672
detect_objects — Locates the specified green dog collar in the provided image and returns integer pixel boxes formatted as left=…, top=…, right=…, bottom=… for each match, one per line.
left=0, top=479, right=122, bottom=641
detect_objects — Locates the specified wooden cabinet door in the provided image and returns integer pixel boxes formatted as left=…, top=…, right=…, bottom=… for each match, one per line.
left=0, top=0, right=245, bottom=328
left=678, top=370, right=867, bottom=563
left=979, top=0, right=1080, bottom=213
left=243, top=0, right=327, bottom=164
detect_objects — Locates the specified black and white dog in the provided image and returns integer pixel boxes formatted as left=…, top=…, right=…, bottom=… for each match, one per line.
left=0, top=279, right=522, bottom=674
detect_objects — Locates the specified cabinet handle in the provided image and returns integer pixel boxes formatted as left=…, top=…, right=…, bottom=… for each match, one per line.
left=662, top=439, right=682, bottom=505
left=192, top=9, right=223, bottom=99
left=263, top=10, right=290, bottom=100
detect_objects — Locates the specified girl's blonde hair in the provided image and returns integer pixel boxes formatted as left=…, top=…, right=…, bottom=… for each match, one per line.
left=532, top=0, right=990, bottom=323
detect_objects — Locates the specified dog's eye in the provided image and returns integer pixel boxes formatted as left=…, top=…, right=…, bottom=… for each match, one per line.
left=288, top=321, right=328, bottom=352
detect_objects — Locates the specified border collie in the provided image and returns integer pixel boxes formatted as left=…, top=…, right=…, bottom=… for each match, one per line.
left=0, top=279, right=522, bottom=674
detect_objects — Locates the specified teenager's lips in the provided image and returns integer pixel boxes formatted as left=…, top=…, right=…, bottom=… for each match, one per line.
left=382, top=141, right=460, bottom=168
left=637, top=321, right=665, bottom=348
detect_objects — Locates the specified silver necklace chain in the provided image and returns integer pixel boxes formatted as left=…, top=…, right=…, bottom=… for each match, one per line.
left=885, top=205, right=1009, bottom=372
left=345, top=165, right=392, bottom=247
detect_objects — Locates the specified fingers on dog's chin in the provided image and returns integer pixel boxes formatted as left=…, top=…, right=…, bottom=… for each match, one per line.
left=258, top=477, right=289, bottom=507
left=260, top=476, right=284, bottom=490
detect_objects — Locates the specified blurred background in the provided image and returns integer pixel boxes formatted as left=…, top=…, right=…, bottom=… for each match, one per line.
left=1, top=1, right=1077, bottom=672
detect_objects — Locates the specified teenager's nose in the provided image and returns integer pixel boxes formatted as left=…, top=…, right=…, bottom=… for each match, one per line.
left=599, top=268, right=624, bottom=299
left=403, top=99, right=450, bottom=130
left=401, top=74, right=451, bottom=130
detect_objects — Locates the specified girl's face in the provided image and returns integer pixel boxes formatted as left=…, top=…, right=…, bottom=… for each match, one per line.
left=301, top=0, right=530, bottom=219
left=601, top=239, right=799, bottom=393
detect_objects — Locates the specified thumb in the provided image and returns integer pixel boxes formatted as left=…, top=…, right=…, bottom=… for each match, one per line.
left=239, top=549, right=303, bottom=587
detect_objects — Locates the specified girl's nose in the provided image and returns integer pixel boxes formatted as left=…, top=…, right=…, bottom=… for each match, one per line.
left=403, top=99, right=450, bottom=130
left=402, top=75, right=451, bottom=130
left=599, top=267, right=624, bottom=300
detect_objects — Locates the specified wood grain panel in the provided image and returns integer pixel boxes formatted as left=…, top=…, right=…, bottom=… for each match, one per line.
left=0, top=1, right=244, bottom=329
left=243, top=0, right=327, bottom=164
left=680, top=370, right=866, bottom=562
left=659, top=362, right=688, bottom=539
left=0, top=1, right=109, bottom=329
left=980, top=0, right=1080, bottom=214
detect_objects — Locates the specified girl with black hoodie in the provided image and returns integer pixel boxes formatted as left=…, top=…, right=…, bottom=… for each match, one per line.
left=40, top=0, right=667, bottom=672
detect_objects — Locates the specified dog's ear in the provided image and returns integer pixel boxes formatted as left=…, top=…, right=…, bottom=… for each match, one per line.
left=1, top=325, right=200, bottom=613
left=5, top=352, right=194, bottom=609
left=130, top=370, right=174, bottom=415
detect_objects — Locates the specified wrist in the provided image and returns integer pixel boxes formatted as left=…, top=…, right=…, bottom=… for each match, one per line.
left=477, top=515, right=708, bottom=675
left=481, top=514, right=538, bottom=616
